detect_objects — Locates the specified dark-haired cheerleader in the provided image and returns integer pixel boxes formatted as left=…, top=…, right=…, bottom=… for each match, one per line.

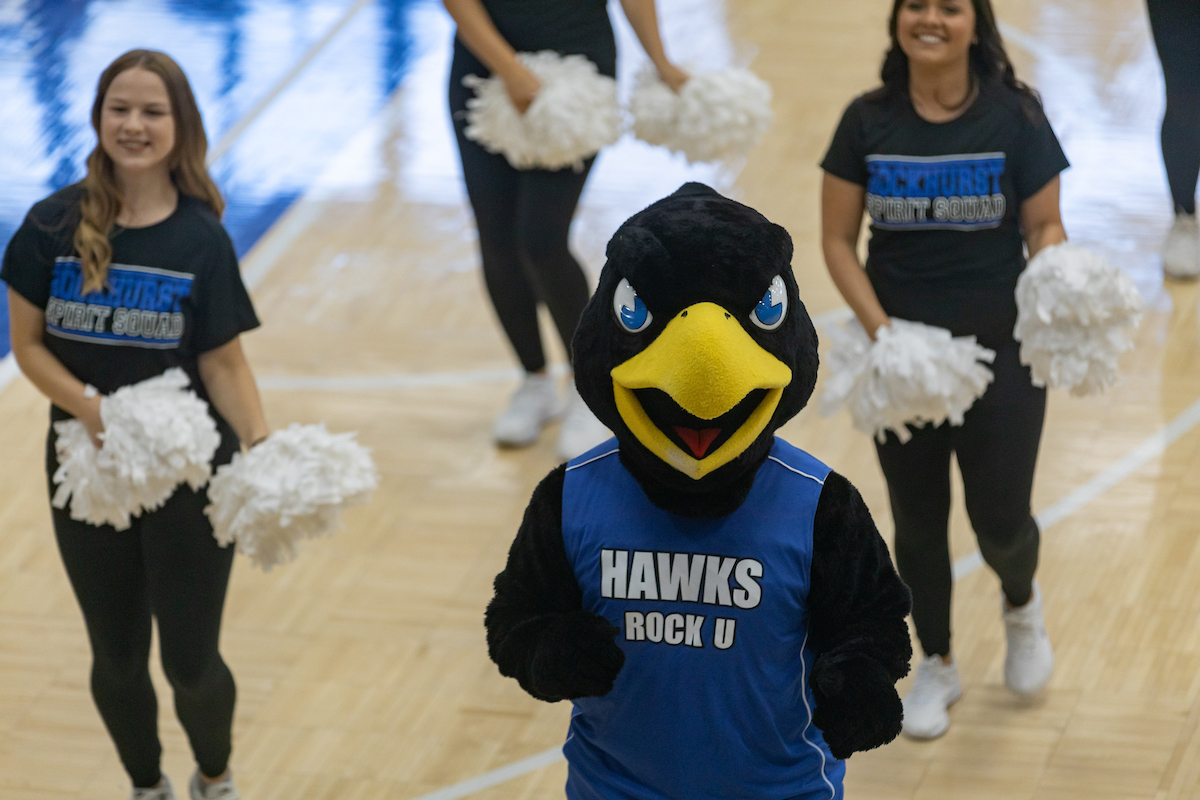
left=820, top=0, right=1068, bottom=739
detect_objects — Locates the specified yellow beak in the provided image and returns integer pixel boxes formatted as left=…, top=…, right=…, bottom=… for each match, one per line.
left=610, top=302, right=791, bottom=479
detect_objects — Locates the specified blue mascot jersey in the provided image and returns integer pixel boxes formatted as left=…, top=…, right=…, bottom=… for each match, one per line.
left=561, top=437, right=845, bottom=800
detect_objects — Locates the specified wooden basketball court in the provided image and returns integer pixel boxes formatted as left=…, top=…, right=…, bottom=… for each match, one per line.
left=2, top=0, right=1199, bottom=797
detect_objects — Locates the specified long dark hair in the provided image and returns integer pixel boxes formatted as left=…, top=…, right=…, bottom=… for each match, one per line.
left=866, top=0, right=1041, bottom=112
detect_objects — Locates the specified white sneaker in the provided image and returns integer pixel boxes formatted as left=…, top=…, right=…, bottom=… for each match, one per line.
left=555, top=384, right=611, bottom=461
left=901, top=655, right=961, bottom=740
left=132, top=776, right=176, bottom=800
left=1163, top=213, right=1200, bottom=279
left=1003, top=580, right=1054, bottom=696
left=492, top=373, right=565, bottom=447
left=189, top=770, right=240, bottom=800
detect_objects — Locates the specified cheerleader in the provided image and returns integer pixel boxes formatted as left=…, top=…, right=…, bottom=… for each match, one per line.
left=1148, top=0, right=1200, bottom=278
left=820, top=0, right=1068, bottom=739
left=444, top=0, right=687, bottom=459
left=2, top=50, right=264, bottom=799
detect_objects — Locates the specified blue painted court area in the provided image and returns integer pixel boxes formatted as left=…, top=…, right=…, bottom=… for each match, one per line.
left=0, top=0, right=435, bottom=357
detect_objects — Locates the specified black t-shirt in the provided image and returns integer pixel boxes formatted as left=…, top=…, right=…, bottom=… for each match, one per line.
left=821, top=79, right=1069, bottom=342
left=458, top=0, right=617, bottom=79
left=481, top=0, right=612, bottom=55
left=1, top=185, right=260, bottom=452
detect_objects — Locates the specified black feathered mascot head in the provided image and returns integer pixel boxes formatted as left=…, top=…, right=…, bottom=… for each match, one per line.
left=572, top=183, right=819, bottom=517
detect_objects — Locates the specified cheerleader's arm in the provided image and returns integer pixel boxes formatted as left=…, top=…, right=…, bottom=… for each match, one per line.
left=443, top=0, right=540, bottom=112
left=617, top=0, right=688, bottom=90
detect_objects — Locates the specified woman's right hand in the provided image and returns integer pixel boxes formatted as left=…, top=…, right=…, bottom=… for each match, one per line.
left=867, top=317, right=892, bottom=342
left=500, top=63, right=541, bottom=113
left=657, top=62, right=690, bottom=92
left=820, top=173, right=892, bottom=342
left=79, top=394, right=105, bottom=449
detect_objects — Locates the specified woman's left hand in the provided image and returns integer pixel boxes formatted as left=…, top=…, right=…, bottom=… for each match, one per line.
left=657, top=62, right=689, bottom=92
left=500, top=62, right=542, bottom=114
left=1020, top=176, right=1067, bottom=258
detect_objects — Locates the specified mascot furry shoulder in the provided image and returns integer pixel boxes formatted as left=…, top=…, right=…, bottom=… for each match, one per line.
left=485, top=183, right=912, bottom=799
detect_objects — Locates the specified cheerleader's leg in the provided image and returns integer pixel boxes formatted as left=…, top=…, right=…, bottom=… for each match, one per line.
left=140, top=483, right=237, bottom=781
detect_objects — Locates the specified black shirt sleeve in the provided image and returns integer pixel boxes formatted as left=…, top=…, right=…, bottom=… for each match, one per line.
left=1, top=210, right=60, bottom=310
left=190, top=221, right=260, bottom=354
left=820, top=98, right=870, bottom=186
left=1011, top=100, right=1070, bottom=202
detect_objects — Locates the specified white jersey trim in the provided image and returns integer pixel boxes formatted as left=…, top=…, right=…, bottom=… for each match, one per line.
left=798, top=629, right=837, bottom=799
left=766, top=456, right=826, bottom=485
left=566, top=448, right=620, bottom=472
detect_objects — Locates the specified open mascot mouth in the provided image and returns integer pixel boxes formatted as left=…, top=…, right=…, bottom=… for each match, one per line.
left=633, top=388, right=768, bottom=459
left=609, top=302, right=792, bottom=480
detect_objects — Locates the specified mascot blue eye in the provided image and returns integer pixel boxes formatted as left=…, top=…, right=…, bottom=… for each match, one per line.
left=613, top=278, right=653, bottom=333
left=750, top=275, right=788, bottom=331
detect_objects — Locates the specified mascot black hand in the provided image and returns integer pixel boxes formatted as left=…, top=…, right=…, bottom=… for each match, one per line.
left=810, top=650, right=903, bottom=760
left=530, top=612, right=625, bottom=701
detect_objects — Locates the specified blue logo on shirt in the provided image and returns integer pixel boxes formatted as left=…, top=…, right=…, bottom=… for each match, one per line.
left=45, top=258, right=193, bottom=349
left=865, top=153, right=1007, bottom=231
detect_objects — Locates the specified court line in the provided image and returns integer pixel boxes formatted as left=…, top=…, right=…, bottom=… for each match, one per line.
left=254, top=308, right=856, bottom=391
left=0, top=354, right=16, bottom=395
left=954, top=392, right=1200, bottom=580
left=241, top=201, right=325, bottom=292
left=206, top=0, right=375, bottom=166
left=260, top=366, right=527, bottom=392
left=410, top=746, right=565, bottom=800
left=408, top=392, right=1200, bottom=800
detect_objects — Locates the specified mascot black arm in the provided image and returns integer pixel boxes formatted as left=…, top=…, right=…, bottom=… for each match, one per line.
left=485, top=465, right=626, bottom=702
left=807, top=471, right=913, bottom=760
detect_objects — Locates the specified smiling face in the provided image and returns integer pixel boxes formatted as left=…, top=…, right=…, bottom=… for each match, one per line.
left=99, top=67, right=176, bottom=178
left=895, top=0, right=976, bottom=70
left=608, top=280, right=792, bottom=480
left=572, top=185, right=819, bottom=511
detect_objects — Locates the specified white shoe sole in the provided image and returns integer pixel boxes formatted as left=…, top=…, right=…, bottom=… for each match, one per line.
left=492, top=405, right=566, bottom=448
left=1005, top=662, right=1053, bottom=697
left=901, top=685, right=961, bottom=741
left=494, top=425, right=551, bottom=448
left=1164, top=265, right=1200, bottom=281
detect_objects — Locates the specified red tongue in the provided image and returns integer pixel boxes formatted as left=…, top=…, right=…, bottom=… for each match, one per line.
left=673, top=426, right=722, bottom=458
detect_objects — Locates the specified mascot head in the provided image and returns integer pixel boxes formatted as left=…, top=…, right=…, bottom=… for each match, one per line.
left=572, top=183, right=819, bottom=517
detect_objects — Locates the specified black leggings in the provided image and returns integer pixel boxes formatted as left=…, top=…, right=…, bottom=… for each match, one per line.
left=1148, top=0, right=1200, bottom=215
left=875, top=339, right=1045, bottom=658
left=449, top=41, right=595, bottom=373
left=48, top=434, right=236, bottom=789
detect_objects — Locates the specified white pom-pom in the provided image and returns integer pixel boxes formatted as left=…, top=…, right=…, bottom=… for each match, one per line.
left=205, top=423, right=377, bottom=571
left=52, top=368, right=220, bottom=530
left=1014, top=242, right=1144, bottom=396
left=630, top=65, right=773, bottom=163
left=820, top=318, right=996, bottom=443
left=462, top=51, right=620, bottom=170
